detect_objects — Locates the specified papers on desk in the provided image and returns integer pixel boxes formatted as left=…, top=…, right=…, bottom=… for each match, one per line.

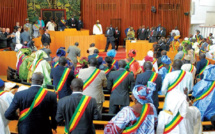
left=4, top=82, right=16, bottom=91
left=130, top=40, right=137, bottom=43
left=17, top=86, right=29, bottom=92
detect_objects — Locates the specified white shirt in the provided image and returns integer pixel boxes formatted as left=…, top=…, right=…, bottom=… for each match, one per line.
left=0, top=98, right=10, bottom=134
left=181, top=64, right=196, bottom=89
left=46, top=21, right=55, bottom=31
left=93, top=24, right=103, bottom=35
left=161, top=70, right=193, bottom=95
left=171, top=29, right=180, bottom=36
left=0, top=92, right=14, bottom=106
left=15, top=31, right=20, bottom=44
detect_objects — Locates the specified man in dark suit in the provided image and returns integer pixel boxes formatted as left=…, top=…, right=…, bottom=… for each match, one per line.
left=68, top=15, right=77, bottom=28
left=88, top=49, right=103, bottom=68
left=104, top=27, right=115, bottom=52
left=41, top=29, right=51, bottom=45
left=59, top=17, right=67, bottom=31
left=135, top=61, right=162, bottom=112
left=157, top=27, right=166, bottom=40
left=107, top=60, right=135, bottom=114
left=137, top=26, right=142, bottom=39
left=196, top=53, right=208, bottom=79
left=76, top=17, right=83, bottom=31
left=51, top=57, right=75, bottom=99
left=0, top=28, right=8, bottom=49
left=56, top=78, right=101, bottom=133
left=138, top=25, right=147, bottom=40
left=149, top=27, right=157, bottom=43
left=156, top=24, right=162, bottom=32
left=114, top=27, right=121, bottom=50
left=5, top=72, right=57, bottom=134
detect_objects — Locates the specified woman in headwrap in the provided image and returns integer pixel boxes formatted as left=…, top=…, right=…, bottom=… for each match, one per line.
left=106, top=49, right=119, bottom=69
left=52, top=47, right=73, bottom=69
left=99, top=56, right=117, bottom=79
left=74, top=57, right=88, bottom=78
left=125, top=49, right=142, bottom=79
left=27, top=50, right=51, bottom=87
left=158, top=55, right=173, bottom=81
left=169, top=35, right=180, bottom=51
left=140, top=51, right=158, bottom=73
left=157, top=90, right=202, bottom=134
left=104, top=84, right=158, bottom=134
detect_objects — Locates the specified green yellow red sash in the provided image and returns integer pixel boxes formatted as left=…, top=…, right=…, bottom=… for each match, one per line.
left=198, top=60, right=209, bottom=76
left=167, top=70, right=186, bottom=93
left=61, top=20, right=66, bottom=25
left=149, top=72, right=158, bottom=83
left=195, top=81, right=215, bottom=102
left=34, top=24, right=40, bottom=29
left=95, top=55, right=99, bottom=59
left=83, top=69, right=101, bottom=90
left=104, top=60, right=116, bottom=74
left=122, top=104, right=150, bottom=134
left=19, top=54, right=27, bottom=62
left=128, top=58, right=135, bottom=66
left=152, top=59, right=156, bottom=72
left=96, top=24, right=101, bottom=32
left=200, top=49, right=206, bottom=53
left=65, top=95, right=91, bottom=133
left=112, top=70, right=129, bottom=92
left=196, top=35, right=200, bottom=43
left=0, top=91, right=7, bottom=96
left=164, top=112, right=183, bottom=133
left=168, top=66, right=173, bottom=73
left=189, top=65, right=194, bottom=73
left=158, top=64, right=164, bottom=70
left=19, top=87, right=48, bottom=122
left=55, top=68, right=71, bottom=99
left=181, top=53, right=185, bottom=60
left=75, top=74, right=78, bottom=78
left=172, top=41, right=176, bottom=51
left=30, top=59, right=43, bottom=70
left=53, top=61, right=59, bottom=68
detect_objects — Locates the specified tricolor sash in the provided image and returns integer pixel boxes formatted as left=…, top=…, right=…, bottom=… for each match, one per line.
left=196, top=35, right=200, bottom=43
left=167, top=70, right=186, bottom=93
left=112, top=70, right=129, bottom=92
left=195, top=81, right=215, bottom=102
left=53, top=61, right=59, bottom=68
left=19, top=87, right=48, bottom=122
left=200, top=49, right=206, bottom=53
left=198, top=60, right=209, bottom=76
left=55, top=68, right=71, bottom=98
left=172, top=41, right=176, bottom=51
left=30, top=59, right=43, bottom=70
left=104, top=60, right=116, bottom=74
left=149, top=72, right=158, bottom=83
left=189, top=65, right=194, bottom=73
left=164, top=112, right=183, bottom=134
left=34, top=24, right=40, bottom=29
left=168, top=66, right=173, bottom=73
left=65, top=95, right=91, bottom=133
left=83, top=69, right=101, bottom=90
left=0, top=90, right=7, bottom=96
left=96, top=24, right=101, bottom=32
left=19, top=54, right=27, bottom=62
left=95, top=55, right=99, bottom=59
left=122, top=104, right=150, bottom=134
left=158, top=64, right=164, bottom=70
left=61, top=20, right=66, bottom=26
left=152, top=59, right=156, bottom=72
left=75, top=74, right=79, bottom=78
left=128, top=58, right=135, bottom=66
left=181, top=54, right=185, bottom=60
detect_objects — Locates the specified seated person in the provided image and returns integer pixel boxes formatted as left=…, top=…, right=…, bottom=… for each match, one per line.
left=87, top=43, right=97, bottom=55
left=126, top=27, right=135, bottom=40
left=104, top=84, right=158, bottom=133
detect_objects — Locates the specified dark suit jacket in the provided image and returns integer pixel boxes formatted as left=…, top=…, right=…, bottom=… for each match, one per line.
left=68, top=18, right=77, bottom=28
left=196, top=58, right=208, bottom=79
left=138, top=28, right=147, bottom=40
left=56, top=93, right=101, bottom=134
left=77, top=20, right=84, bottom=30
left=107, top=68, right=135, bottom=106
left=149, top=30, right=157, bottom=43
left=41, top=33, right=51, bottom=45
left=158, top=30, right=166, bottom=37
left=88, top=54, right=103, bottom=68
left=135, top=70, right=162, bottom=110
left=0, top=33, right=7, bottom=48
left=106, top=29, right=115, bottom=42
left=51, top=66, right=75, bottom=99
left=114, top=30, right=121, bottom=39
left=5, top=86, right=57, bottom=134
left=59, top=20, right=67, bottom=30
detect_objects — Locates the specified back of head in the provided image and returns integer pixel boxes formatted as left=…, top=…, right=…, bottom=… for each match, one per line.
left=59, top=56, right=67, bottom=66
left=200, top=53, right=206, bottom=59
left=89, top=57, right=98, bottom=67
left=105, top=56, right=113, bottom=68
left=31, top=72, right=44, bottom=85
left=173, top=59, right=183, bottom=70
left=118, top=60, right=127, bottom=68
left=94, top=49, right=99, bottom=54
left=178, top=46, right=183, bottom=51
left=71, top=78, right=83, bottom=92
left=75, top=42, right=79, bottom=46
left=144, top=61, right=153, bottom=71
left=90, top=43, right=95, bottom=47
left=43, top=43, right=49, bottom=47
left=161, top=50, right=167, bottom=56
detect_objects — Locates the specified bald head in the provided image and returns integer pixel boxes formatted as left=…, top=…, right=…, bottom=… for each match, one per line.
left=31, top=72, right=44, bottom=85
left=70, top=78, right=83, bottom=91
left=118, top=60, right=127, bottom=68
left=94, top=49, right=99, bottom=54
left=199, top=53, right=206, bottom=60
left=59, top=56, right=67, bottom=66
left=173, top=59, right=183, bottom=70
left=144, top=61, right=153, bottom=71
left=89, top=57, right=98, bottom=67
left=161, top=50, right=167, bottom=56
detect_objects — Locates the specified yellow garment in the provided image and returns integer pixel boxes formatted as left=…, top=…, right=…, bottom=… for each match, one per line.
left=126, top=31, right=135, bottom=39
left=170, top=41, right=180, bottom=51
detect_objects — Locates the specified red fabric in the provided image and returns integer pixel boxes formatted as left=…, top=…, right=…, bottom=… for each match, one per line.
left=144, top=56, right=153, bottom=62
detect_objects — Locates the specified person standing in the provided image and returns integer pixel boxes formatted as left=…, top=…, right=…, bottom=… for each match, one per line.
left=196, top=53, right=210, bottom=80
left=114, top=27, right=121, bottom=50
left=14, top=22, right=22, bottom=31
left=59, top=17, right=67, bottom=31
left=37, top=17, right=45, bottom=29
left=41, top=29, right=51, bottom=45
left=56, top=78, right=101, bottom=133
left=136, top=61, right=162, bottom=111
left=171, top=26, right=180, bottom=36
left=76, top=17, right=84, bottom=31
left=78, top=57, right=107, bottom=113
left=104, top=27, right=115, bottom=52
left=46, top=19, right=56, bottom=31
left=158, top=55, right=173, bottom=81
left=33, top=21, right=41, bottom=38
left=149, top=27, right=157, bottom=43
left=5, top=72, right=57, bottom=134
left=20, top=27, right=31, bottom=47
left=23, top=18, right=32, bottom=37
left=0, top=98, right=10, bottom=134
left=93, top=20, right=103, bottom=35
left=51, top=57, right=75, bottom=99
left=107, top=60, right=135, bottom=114
left=0, top=79, right=14, bottom=106
left=138, top=25, right=147, bottom=40
left=67, top=42, right=81, bottom=67
left=88, top=49, right=103, bottom=68
left=68, top=15, right=77, bottom=28
left=15, top=27, right=21, bottom=44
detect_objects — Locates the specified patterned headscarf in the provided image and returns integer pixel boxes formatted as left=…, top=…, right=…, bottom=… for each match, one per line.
left=132, top=82, right=156, bottom=105
left=56, top=47, right=66, bottom=57
left=161, top=55, right=172, bottom=65
left=128, top=49, right=137, bottom=57
left=107, top=49, right=117, bottom=58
